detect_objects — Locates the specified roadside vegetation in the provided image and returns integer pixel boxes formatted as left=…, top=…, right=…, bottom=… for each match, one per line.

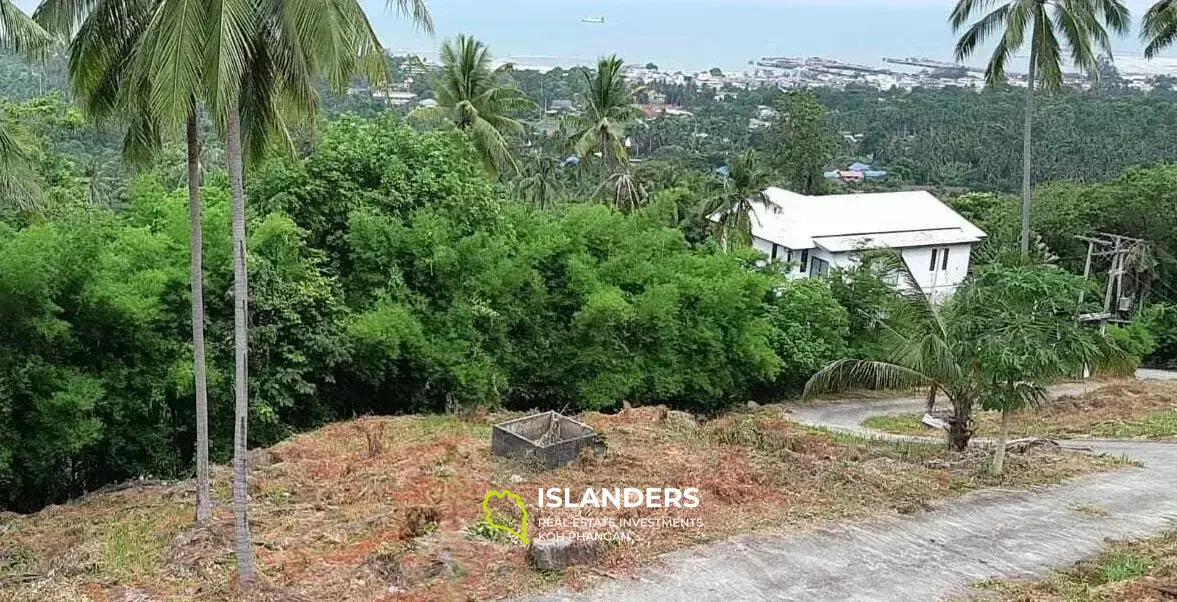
left=0, top=405, right=1128, bottom=602
left=970, top=530, right=1177, bottom=601
left=863, top=381, right=1177, bottom=441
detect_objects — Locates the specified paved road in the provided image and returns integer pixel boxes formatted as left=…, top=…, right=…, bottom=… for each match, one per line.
left=522, top=371, right=1177, bottom=602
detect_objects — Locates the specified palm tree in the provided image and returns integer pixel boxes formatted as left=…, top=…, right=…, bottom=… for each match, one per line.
left=805, top=263, right=982, bottom=452
left=806, top=259, right=1124, bottom=475
left=0, top=0, right=51, bottom=212
left=36, top=0, right=215, bottom=524
left=569, top=55, right=644, bottom=167
left=411, top=35, right=532, bottom=177
left=514, top=153, right=563, bottom=209
left=950, top=0, right=1129, bottom=256
left=128, top=0, right=430, bottom=585
left=597, top=169, right=647, bottom=213
left=697, top=150, right=776, bottom=250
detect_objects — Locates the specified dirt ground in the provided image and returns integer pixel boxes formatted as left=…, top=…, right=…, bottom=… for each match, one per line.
left=0, top=406, right=1127, bottom=602
left=968, top=530, right=1177, bottom=601
left=864, top=381, right=1177, bottom=441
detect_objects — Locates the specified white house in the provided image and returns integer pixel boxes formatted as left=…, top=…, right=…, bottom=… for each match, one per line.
left=746, top=187, right=986, bottom=301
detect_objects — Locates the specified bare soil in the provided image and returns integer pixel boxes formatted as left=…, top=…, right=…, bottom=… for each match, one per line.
left=0, top=406, right=1125, bottom=602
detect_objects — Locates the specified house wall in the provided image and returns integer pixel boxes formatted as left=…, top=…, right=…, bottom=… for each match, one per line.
left=899, top=243, right=973, bottom=302
left=752, top=236, right=974, bottom=301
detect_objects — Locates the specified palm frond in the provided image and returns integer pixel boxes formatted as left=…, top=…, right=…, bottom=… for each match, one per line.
left=1, top=0, right=52, bottom=53
left=803, top=358, right=931, bottom=399
left=136, top=0, right=211, bottom=128
left=387, top=0, right=432, bottom=35
left=1143, top=0, right=1177, bottom=58
left=955, top=4, right=1011, bottom=61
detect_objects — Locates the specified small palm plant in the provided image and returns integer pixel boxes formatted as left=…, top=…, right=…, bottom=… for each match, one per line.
left=806, top=255, right=1124, bottom=474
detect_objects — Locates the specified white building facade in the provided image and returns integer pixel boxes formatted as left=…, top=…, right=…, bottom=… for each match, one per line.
left=746, top=188, right=986, bottom=301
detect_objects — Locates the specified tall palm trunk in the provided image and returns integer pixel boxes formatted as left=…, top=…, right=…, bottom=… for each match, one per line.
left=991, top=407, right=1011, bottom=476
left=1019, top=42, right=1037, bottom=256
left=226, top=100, right=257, bottom=585
left=187, top=110, right=211, bottom=524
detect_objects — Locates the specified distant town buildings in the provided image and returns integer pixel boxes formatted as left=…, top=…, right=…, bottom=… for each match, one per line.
left=825, top=162, right=888, bottom=183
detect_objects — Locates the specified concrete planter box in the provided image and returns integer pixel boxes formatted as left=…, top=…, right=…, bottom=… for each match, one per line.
left=491, top=412, right=604, bottom=470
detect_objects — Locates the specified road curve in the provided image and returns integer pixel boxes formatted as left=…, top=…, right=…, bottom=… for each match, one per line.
left=520, top=370, right=1177, bottom=602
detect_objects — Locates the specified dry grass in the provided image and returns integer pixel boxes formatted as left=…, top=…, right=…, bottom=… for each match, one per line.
left=0, top=406, right=1127, bottom=602
left=864, top=381, right=1177, bottom=441
left=969, top=530, right=1177, bottom=601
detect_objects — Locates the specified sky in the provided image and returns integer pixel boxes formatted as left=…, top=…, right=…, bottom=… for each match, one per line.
left=15, top=0, right=1176, bottom=72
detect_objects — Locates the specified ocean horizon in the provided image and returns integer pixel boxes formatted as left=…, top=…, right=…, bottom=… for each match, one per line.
left=362, top=0, right=1174, bottom=73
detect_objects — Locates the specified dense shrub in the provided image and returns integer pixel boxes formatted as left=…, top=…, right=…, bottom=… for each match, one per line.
left=1138, top=303, right=1177, bottom=368
left=1, top=117, right=856, bottom=510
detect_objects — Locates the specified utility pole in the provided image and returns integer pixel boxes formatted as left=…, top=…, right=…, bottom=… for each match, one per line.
left=1076, top=232, right=1148, bottom=327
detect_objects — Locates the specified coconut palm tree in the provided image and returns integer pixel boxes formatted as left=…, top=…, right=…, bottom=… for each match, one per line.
left=514, top=153, right=563, bottom=209
left=411, top=35, right=532, bottom=177
left=697, top=150, right=777, bottom=250
left=126, top=0, right=430, bottom=585
left=804, top=260, right=983, bottom=452
left=597, top=169, right=647, bottom=213
left=569, top=55, right=644, bottom=167
left=0, top=0, right=51, bottom=212
left=36, top=0, right=214, bottom=524
left=950, top=0, right=1130, bottom=256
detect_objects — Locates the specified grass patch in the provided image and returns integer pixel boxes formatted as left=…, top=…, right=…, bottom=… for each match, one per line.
left=1070, top=503, right=1109, bottom=517
left=862, top=413, right=937, bottom=437
left=969, top=530, right=1177, bottom=601
left=865, top=381, right=1177, bottom=441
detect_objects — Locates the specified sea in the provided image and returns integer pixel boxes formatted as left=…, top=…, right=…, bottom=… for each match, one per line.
left=362, top=0, right=1171, bottom=73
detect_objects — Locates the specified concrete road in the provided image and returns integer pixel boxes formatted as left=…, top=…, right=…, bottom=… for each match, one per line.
left=521, top=370, right=1177, bottom=602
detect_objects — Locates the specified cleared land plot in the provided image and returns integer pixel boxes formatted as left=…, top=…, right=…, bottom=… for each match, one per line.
left=0, top=406, right=1128, bottom=602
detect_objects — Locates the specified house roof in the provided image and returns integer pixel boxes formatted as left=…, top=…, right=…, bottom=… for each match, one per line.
left=747, top=187, right=986, bottom=251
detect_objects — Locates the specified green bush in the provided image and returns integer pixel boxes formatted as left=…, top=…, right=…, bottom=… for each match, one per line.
left=1108, top=318, right=1158, bottom=370
left=1138, top=303, right=1177, bottom=368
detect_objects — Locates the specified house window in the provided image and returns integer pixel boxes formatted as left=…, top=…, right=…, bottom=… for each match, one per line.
left=771, top=244, right=778, bottom=260
left=810, top=257, right=830, bottom=277
left=930, top=247, right=950, bottom=271
left=799, top=249, right=809, bottom=272
left=787, top=249, right=794, bottom=262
